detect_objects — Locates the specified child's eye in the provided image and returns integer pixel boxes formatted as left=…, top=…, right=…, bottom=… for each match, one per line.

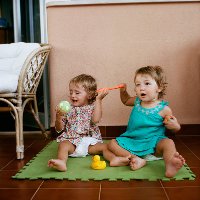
left=145, top=82, right=151, bottom=85
left=135, top=83, right=140, bottom=86
left=76, top=92, right=80, bottom=95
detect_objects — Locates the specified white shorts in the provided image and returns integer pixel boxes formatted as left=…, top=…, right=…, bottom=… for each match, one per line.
left=69, top=137, right=103, bottom=157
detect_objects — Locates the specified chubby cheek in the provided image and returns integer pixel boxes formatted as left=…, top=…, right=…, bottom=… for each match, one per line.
left=134, top=88, right=139, bottom=95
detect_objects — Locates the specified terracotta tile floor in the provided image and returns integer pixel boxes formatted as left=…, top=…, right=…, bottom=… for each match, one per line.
left=0, top=130, right=200, bottom=200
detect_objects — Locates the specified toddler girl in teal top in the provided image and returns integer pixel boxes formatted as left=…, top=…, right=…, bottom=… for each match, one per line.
left=108, top=66, right=185, bottom=178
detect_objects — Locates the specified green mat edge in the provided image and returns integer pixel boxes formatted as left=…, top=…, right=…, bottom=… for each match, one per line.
left=12, top=141, right=196, bottom=181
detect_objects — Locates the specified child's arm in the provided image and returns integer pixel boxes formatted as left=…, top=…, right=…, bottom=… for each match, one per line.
left=160, top=106, right=181, bottom=133
left=120, top=83, right=135, bottom=106
left=55, top=109, right=67, bottom=133
left=92, top=89, right=108, bottom=124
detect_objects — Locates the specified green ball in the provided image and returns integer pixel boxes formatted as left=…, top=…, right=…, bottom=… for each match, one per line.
left=58, top=101, right=71, bottom=113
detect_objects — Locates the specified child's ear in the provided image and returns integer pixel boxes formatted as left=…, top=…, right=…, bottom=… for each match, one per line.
left=87, top=93, right=92, bottom=100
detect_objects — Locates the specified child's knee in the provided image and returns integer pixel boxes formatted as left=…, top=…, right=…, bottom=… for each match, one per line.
left=167, top=138, right=175, bottom=146
left=102, top=143, right=108, bottom=151
left=162, top=138, right=175, bottom=146
left=108, top=139, right=117, bottom=148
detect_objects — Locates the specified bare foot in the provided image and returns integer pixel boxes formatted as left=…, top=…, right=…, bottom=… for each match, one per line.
left=110, top=155, right=131, bottom=167
left=130, top=156, right=146, bottom=170
left=48, top=159, right=67, bottom=172
left=165, top=152, right=185, bottom=178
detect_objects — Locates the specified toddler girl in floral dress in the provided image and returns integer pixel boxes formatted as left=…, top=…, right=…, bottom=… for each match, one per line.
left=48, top=74, right=130, bottom=171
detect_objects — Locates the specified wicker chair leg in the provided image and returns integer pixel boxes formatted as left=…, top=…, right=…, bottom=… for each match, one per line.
left=16, top=123, right=21, bottom=159
left=17, top=107, right=24, bottom=159
left=29, top=101, right=49, bottom=139
left=15, top=108, right=22, bottom=159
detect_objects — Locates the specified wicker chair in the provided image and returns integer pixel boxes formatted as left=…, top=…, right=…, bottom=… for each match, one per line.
left=0, top=43, right=51, bottom=159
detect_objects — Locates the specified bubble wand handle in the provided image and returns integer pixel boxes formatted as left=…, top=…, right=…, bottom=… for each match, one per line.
left=97, top=84, right=124, bottom=92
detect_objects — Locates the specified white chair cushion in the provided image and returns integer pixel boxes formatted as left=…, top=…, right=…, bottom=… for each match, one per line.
left=0, top=42, right=40, bottom=93
left=0, top=71, right=19, bottom=93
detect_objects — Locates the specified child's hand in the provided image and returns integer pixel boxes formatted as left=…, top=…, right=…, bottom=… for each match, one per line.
left=96, top=88, right=109, bottom=100
left=55, top=105, right=68, bottom=133
left=163, top=115, right=180, bottom=132
left=120, top=83, right=127, bottom=92
left=55, top=106, right=67, bottom=117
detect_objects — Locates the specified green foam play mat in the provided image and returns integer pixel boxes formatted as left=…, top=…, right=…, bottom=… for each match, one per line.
left=12, top=140, right=196, bottom=181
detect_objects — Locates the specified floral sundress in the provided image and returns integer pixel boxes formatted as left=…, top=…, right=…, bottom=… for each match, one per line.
left=57, top=104, right=102, bottom=146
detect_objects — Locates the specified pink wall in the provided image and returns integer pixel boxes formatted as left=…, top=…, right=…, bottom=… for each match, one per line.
left=47, top=2, right=200, bottom=127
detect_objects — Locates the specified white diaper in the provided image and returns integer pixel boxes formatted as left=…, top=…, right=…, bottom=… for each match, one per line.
left=69, top=137, right=102, bottom=157
left=143, top=154, right=163, bottom=161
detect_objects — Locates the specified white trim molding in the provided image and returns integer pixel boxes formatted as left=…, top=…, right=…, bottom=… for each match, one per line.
left=46, top=0, right=200, bottom=7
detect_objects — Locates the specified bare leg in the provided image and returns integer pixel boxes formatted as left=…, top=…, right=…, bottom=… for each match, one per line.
left=108, top=139, right=132, bottom=157
left=89, top=143, right=130, bottom=167
left=48, top=140, right=75, bottom=172
left=108, top=139, right=146, bottom=170
left=156, top=138, right=185, bottom=178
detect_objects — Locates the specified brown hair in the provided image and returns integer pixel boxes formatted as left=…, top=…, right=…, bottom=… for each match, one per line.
left=69, top=74, right=97, bottom=104
left=134, top=66, right=167, bottom=99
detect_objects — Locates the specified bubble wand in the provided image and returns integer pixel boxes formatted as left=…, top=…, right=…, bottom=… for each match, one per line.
left=97, top=84, right=124, bottom=92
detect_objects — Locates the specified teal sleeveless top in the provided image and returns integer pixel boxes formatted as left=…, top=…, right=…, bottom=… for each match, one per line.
left=116, top=97, right=168, bottom=157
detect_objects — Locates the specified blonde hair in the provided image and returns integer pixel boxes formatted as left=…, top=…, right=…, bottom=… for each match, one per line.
left=134, top=66, right=167, bottom=99
left=69, top=74, right=97, bottom=104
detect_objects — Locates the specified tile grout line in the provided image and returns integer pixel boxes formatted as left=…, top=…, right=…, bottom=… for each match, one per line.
left=25, top=140, right=39, bottom=151
left=1, top=141, right=37, bottom=170
left=162, top=186, right=200, bottom=189
left=98, top=183, right=102, bottom=200
left=177, top=137, right=200, bottom=161
left=160, top=180, right=170, bottom=200
left=30, top=180, right=44, bottom=200
left=0, top=158, right=15, bottom=170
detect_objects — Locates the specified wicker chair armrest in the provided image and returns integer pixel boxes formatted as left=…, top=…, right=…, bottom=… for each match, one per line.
left=17, top=44, right=51, bottom=95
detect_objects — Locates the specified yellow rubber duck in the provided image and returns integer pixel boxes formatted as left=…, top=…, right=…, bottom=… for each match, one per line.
left=91, top=155, right=106, bottom=170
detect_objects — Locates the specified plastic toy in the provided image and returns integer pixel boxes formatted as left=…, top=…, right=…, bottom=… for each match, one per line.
left=97, top=84, right=124, bottom=92
left=91, top=155, right=106, bottom=170
left=163, top=115, right=174, bottom=123
left=58, top=101, right=71, bottom=113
